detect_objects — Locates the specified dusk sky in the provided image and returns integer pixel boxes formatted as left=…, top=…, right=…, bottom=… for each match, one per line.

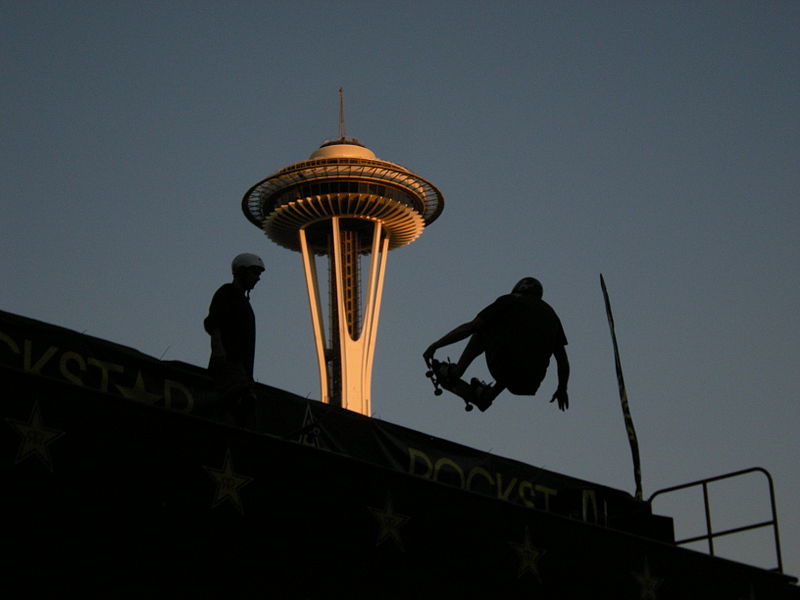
left=2, top=2, right=798, bottom=577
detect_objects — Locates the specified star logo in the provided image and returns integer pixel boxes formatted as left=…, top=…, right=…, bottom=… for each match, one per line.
left=633, top=558, right=663, bottom=600
left=368, top=495, right=411, bottom=551
left=203, top=448, right=253, bottom=515
left=6, top=401, right=65, bottom=472
left=509, top=526, right=545, bottom=581
left=115, top=370, right=162, bottom=405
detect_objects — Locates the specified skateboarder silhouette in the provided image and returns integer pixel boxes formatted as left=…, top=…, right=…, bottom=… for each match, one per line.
left=423, top=277, right=569, bottom=412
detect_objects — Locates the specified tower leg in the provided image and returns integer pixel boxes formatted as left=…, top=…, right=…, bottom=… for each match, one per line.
left=299, top=218, right=389, bottom=416
left=299, top=228, right=330, bottom=405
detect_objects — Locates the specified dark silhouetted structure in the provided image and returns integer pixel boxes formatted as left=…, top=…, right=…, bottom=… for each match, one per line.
left=3, top=309, right=798, bottom=598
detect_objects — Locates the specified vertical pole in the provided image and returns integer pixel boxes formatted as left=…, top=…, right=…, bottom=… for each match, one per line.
left=702, top=482, right=715, bottom=556
left=600, top=274, right=644, bottom=501
left=330, top=218, right=346, bottom=408
left=764, top=469, right=785, bottom=573
left=338, top=88, right=346, bottom=140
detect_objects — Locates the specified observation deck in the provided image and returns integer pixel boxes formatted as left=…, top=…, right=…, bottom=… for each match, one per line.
left=242, top=139, right=444, bottom=253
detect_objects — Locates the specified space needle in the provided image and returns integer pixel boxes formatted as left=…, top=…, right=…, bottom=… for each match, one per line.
left=242, top=95, right=443, bottom=415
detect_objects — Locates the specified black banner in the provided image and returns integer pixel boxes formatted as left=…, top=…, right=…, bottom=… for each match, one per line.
left=0, top=309, right=661, bottom=534
left=4, top=367, right=799, bottom=598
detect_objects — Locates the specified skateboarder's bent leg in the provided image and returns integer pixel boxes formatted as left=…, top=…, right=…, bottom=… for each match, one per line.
left=454, top=330, right=487, bottom=379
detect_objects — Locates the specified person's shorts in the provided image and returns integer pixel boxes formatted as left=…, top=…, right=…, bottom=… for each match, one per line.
left=486, top=350, right=547, bottom=396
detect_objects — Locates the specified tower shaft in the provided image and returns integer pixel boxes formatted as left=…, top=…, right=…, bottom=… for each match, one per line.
left=300, top=217, right=388, bottom=414
left=330, top=227, right=361, bottom=340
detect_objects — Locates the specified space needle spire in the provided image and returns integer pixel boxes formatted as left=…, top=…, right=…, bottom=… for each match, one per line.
left=338, top=87, right=346, bottom=140
left=242, top=99, right=444, bottom=415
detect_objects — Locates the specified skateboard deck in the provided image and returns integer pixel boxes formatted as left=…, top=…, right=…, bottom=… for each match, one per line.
left=425, top=357, right=491, bottom=412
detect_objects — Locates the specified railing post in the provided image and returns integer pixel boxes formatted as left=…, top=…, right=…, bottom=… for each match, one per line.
left=702, top=481, right=714, bottom=556
left=648, top=467, right=784, bottom=573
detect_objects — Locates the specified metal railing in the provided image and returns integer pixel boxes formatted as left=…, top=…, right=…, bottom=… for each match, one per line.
left=648, top=467, right=784, bottom=573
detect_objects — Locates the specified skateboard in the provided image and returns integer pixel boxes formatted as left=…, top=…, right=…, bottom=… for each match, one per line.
left=425, top=357, right=491, bottom=412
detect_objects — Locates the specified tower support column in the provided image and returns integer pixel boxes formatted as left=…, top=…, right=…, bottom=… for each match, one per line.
left=299, top=217, right=389, bottom=415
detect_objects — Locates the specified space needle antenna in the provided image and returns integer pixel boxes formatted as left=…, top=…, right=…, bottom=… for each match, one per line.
left=338, top=88, right=346, bottom=140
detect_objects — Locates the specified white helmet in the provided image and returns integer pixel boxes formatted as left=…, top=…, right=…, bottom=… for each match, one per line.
left=231, top=253, right=265, bottom=274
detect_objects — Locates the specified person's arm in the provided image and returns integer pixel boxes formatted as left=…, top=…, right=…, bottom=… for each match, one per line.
left=423, top=320, right=478, bottom=361
left=550, top=345, right=570, bottom=411
left=204, top=286, right=229, bottom=361
left=208, top=327, right=226, bottom=359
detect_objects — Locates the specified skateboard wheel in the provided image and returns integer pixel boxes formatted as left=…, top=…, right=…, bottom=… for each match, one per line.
left=465, top=404, right=473, bottom=411
left=426, top=370, right=433, bottom=377
left=434, top=389, right=443, bottom=396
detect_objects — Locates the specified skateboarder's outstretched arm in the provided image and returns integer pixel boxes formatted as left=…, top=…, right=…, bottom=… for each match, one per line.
left=424, top=318, right=488, bottom=382
left=423, top=320, right=478, bottom=361
left=549, top=345, right=570, bottom=411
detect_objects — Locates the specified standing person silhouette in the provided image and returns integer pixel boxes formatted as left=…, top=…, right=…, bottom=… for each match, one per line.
left=204, top=253, right=265, bottom=424
left=423, top=277, right=569, bottom=412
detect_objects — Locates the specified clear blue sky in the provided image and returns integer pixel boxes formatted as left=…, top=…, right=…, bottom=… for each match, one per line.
left=2, top=1, right=798, bottom=577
